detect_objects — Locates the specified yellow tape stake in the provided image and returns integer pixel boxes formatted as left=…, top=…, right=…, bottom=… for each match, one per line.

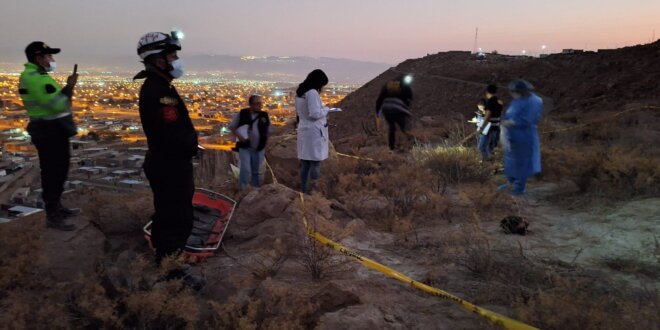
left=299, top=193, right=538, bottom=330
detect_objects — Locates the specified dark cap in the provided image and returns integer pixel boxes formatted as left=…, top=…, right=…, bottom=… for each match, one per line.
left=25, top=41, right=61, bottom=59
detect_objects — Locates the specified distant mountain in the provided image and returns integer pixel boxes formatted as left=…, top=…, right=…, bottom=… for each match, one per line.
left=184, top=55, right=391, bottom=84
left=0, top=53, right=391, bottom=84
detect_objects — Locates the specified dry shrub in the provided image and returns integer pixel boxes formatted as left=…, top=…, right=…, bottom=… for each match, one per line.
left=459, top=183, right=517, bottom=217
left=412, top=143, right=491, bottom=193
left=122, top=283, right=201, bottom=330
left=365, top=164, right=435, bottom=217
left=600, top=146, right=660, bottom=195
left=542, top=146, right=660, bottom=196
left=0, top=216, right=42, bottom=293
left=246, top=248, right=288, bottom=280
left=0, top=292, right=71, bottom=330
left=455, top=224, right=495, bottom=276
left=319, top=151, right=446, bottom=226
left=515, top=277, right=660, bottom=330
left=68, top=277, right=119, bottom=327
left=207, top=293, right=317, bottom=329
left=296, top=234, right=340, bottom=280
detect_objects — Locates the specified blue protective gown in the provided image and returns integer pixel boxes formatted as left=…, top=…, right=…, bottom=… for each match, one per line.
left=502, top=93, right=543, bottom=182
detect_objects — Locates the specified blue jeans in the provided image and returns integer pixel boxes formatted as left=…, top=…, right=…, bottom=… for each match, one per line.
left=300, top=160, right=321, bottom=193
left=238, top=148, right=265, bottom=189
left=478, top=134, right=491, bottom=160
left=478, top=127, right=499, bottom=161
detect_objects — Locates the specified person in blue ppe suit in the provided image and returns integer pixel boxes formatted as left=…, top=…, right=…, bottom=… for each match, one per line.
left=498, top=79, right=543, bottom=195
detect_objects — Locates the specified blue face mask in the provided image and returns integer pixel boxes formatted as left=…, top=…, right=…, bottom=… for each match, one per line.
left=169, top=59, right=184, bottom=78
left=46, top=61, right=57, bottom=72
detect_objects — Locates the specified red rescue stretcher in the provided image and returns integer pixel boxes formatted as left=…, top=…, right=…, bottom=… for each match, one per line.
left=143, top=188, right=236, bottom=259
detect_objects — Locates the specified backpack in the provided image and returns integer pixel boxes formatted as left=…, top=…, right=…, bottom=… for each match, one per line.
left=500, top=216, right=529, bottom=235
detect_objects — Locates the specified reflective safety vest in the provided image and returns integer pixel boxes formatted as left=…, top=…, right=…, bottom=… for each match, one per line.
left=18, top=62, right=70, bottom=119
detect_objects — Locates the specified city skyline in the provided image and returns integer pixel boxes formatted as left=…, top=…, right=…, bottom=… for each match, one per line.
left=1, top=0, right=658, bottom=64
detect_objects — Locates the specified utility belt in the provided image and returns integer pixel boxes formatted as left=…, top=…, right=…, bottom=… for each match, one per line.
left=488, top=117, right=501, bottom=126
left=29, top=111, right=71, bottom=122
left=27, top=112, right=77, bottom=138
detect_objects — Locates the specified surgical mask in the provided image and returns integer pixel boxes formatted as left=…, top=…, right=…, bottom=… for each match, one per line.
left=46, top=61, right=57, bottom=72
left=169, top=59, right=184, bottom=78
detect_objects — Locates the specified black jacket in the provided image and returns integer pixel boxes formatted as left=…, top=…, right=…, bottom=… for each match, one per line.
left=234, top=108, right=270, bottom=151
left=138, top=72, right=198, bottom=161
left=376, top=80, right=413, bottom=114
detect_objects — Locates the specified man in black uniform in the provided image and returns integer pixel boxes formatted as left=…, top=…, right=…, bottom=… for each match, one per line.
left=375, top=74, right=414, bottom=151
left=134, top=32, right=198, bottom=268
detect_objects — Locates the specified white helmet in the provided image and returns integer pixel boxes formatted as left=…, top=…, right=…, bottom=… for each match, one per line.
left=137, top=31, right=181, bottom=60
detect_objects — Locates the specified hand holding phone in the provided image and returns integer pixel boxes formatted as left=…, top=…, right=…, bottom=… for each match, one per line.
left=67, top=64, right=79, bottom=87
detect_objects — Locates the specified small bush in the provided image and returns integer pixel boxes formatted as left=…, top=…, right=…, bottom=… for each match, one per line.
left=542, top=146, right=660, bottom=197
left=412, top=143, right=491, bottom=193
left=515, top=277, right=660, bottom=330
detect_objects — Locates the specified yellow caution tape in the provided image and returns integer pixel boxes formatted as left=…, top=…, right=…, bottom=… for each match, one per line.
left=264, top=157, right=278, bottom=184
left=299, top=193, right=539, bottom=330
left=335, top=152, right=375, bottom=161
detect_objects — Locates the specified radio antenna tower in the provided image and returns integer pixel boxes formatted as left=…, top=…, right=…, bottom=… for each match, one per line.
left=473, top=27, right=479, bottom=54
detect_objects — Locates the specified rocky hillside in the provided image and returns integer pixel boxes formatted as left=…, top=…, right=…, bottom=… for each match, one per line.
left=330, top=41, right=660, bottom=142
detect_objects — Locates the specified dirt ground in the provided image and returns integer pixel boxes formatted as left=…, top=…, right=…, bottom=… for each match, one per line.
left=2, top=42, right=660, bottom=329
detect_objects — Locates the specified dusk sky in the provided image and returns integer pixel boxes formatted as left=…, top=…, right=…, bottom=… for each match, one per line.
left=1, top=0, right=659, bottom=64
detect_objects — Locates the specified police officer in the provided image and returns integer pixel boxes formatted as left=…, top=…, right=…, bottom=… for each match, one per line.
left=134, top=32, right=199, bottom=266
left=19, top=41, right=80, bottom=231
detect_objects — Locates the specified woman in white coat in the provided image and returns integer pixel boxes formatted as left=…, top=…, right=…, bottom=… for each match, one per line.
left=295, top=69, right=329, bottom=193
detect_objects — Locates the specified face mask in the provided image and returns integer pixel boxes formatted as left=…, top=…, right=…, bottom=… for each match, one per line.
left=169, top=59, right=184, bottom=78
left=46, top=61, right=57, bottom=72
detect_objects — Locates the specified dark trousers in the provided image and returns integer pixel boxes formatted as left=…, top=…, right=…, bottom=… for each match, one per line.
left=144, top=154, right=195, bottom=262
left=382, top=109, right=410, bottom=150
left=29, top=121, right=71, bottom=216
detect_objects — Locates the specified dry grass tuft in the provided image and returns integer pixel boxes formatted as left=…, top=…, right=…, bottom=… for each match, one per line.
left=412, top=143, right=492, bottom=194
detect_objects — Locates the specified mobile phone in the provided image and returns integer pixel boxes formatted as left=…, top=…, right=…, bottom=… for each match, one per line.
left=73, top=64, right=78, bottom=74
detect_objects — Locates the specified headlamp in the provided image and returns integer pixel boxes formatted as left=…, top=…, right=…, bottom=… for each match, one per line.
left=171, top=30, right=185, bottom=40
left=403, top=75, right=413, bottom=85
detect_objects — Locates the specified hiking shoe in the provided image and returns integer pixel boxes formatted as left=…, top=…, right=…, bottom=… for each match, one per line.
left=496, top=183, right=512, bottom=191
left=46, top=215, right=76, bottom=231
left=57, top=205, right=81, bottom=219
left=510, top=189, right=526, bottom=196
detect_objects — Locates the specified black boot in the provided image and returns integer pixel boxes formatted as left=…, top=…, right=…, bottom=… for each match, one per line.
left=56, top=203, right=81, bottom=219
left=46, top=213, right=76, bottom=231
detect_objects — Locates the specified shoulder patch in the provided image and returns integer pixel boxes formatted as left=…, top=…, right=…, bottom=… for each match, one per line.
left=160, top=97, right=178, bottom=106
left=161, top=106, right=178, bottom=123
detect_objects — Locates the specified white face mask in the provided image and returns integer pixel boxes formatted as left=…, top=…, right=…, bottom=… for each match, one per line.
left=169, top=59, right=184, bottom=78
left=46, top=61, right=57, bottom=72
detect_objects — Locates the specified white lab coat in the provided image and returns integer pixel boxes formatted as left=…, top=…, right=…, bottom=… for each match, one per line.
left=296, top=89, right=329, bottom=161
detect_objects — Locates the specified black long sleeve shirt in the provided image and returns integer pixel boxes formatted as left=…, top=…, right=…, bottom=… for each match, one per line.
left=138, top=72, right=198, bottom=161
